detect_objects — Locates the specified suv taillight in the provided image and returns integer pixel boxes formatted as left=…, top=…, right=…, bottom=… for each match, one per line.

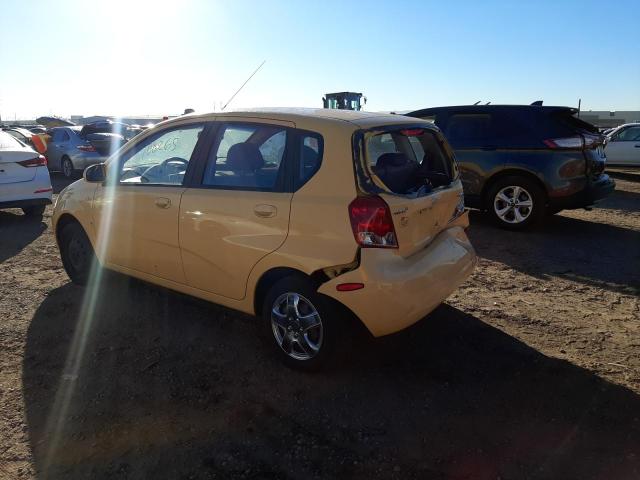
left=348, top=196, right=398, bottom=248
left=543, top=136, right=584, bottom=149
left=17, top=155, right=47, bottom=167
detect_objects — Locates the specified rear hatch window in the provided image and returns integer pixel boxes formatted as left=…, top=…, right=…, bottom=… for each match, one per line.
left=362, top=127, right=458, bottom=196
left=354, top=126, right=464, bottom=257
left=548, top=110, right=599, bottom=136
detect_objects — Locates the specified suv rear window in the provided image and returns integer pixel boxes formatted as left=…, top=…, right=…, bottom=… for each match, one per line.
left=551, top=112, right=599, bottom=135
left=363, top=127, right=457, bottom=196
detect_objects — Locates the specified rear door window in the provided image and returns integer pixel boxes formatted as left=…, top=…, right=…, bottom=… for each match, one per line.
left=202, top=123, right=288, bottom=191
left=296, top=132, right=323, bottom=188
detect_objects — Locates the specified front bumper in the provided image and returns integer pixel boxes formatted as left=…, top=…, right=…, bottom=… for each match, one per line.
left=318, top=226, right=476, bottom=337
left=549, top=174, right=615, bottom=210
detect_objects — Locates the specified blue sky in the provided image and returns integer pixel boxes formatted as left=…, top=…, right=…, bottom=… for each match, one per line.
left=1, top=0, right=638, bottom=119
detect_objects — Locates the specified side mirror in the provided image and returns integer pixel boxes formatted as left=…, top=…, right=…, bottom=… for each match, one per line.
left=84, top=163, right=105, bottom=183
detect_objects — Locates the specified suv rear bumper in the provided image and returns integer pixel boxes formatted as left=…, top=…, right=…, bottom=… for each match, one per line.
left=549, top=174, right=615, bottom=210
left=318, top=225, right=476, bottom=337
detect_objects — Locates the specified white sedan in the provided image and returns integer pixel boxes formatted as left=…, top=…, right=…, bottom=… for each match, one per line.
left=0, top=131, right=52, bottom=216
left=605, top=123, right=640, bottom=167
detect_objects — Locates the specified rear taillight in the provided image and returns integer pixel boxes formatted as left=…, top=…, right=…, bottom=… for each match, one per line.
left=543, top=136, right=583, bottom=149
left=348, top=196, right=398, bottom=248
left=582, top=134, right=602, bottom=148
left=17, top=155, right=47, bottom=167
left=77, top=144, right=97, bottom=152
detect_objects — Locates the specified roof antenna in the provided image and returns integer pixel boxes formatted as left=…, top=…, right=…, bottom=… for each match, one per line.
left=221, top=60, right=266, bottom=111
left=473, top=100, right=481, bottom=105
left=485, top=101, right=491, bottom=105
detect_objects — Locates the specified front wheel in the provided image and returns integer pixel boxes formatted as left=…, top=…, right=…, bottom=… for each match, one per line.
left=59, top=222, right=99, bottom=285
left=486, top=176, right=545, bottom=230
left=262, top=276, right=345, bottom=371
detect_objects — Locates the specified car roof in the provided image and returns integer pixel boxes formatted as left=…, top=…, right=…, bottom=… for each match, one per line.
left=408, top=105, right=578, bottom=116
left=165, top=108, right=433, bottom=129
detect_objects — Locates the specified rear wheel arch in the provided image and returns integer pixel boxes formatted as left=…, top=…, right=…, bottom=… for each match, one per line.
left=55, top=214, right=95, bottom=253
left=253, top=266, right=369, bottom=338
left=55, top=213, right=82, bottom=244
left=481, top=169, right=548, bottom=209
left=253, top=267, right=315, bottom=317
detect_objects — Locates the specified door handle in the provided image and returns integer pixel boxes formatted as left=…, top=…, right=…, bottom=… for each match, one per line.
left=254, top=204, right=277, bottom=218
left=154, top=197, right=171, bottom=209
left=634, top=144, right=640, bottom=148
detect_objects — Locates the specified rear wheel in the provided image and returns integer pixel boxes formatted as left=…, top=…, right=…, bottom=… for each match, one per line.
left=22, top=205, right=46, bottom=217
left=486, top=176, right=545, bottom=230
left=62, top=156, right=75, bottom=179
left=262, top=276, right=346, bottom=371
left=59, top=222, right=98, bottom=285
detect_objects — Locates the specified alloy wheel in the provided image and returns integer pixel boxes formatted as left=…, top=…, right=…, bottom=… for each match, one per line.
left=271, top=292, right=323, bottom=361
left=493, top=185, right=533, bottom=224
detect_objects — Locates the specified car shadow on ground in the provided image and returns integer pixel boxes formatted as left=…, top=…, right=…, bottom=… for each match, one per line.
left=23, top=277, right=640, bottom=479
left=50, top=172, right=75, bottom=194
left=0, top=211, right=47, bottom=264
left=468, top=211, right=640, bottom=296
left=608, top=169, right=640, bottom=184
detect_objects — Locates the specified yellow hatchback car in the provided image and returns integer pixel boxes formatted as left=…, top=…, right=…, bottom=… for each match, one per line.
left=53, top=109, right=476, bottom=369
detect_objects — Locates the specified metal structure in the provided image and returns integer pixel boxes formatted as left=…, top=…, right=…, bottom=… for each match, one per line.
left=322, top=92, right=366, bottom=111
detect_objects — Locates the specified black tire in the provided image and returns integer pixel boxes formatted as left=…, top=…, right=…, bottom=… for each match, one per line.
left=59, top=222, right=99, bottom=285
left=62, top=156, right=76, bottom=179
left=486, top=175, right=545, bottom=230
left=22, top=205, right=46, bottom=217
left=262, top=275, right=347, bottom=371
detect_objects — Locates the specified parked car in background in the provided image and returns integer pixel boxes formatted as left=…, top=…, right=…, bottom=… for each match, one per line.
left=0, top=131, right=52, bottom=216
left=604, top=123, right=640, bottom=167
left=79, top=120, right=137, bottom=141
left=2, top=127, right=35, bottom=149
left=46, top=126, right=125, bottom=178
left=29, top=126, right=47, bottom=134
left=407, top=105, right=615, bottom=229
left=52, top=109, right=476, bottom=369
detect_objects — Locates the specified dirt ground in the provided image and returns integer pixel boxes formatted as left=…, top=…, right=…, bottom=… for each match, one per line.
left=1, top=170, right=639, bottom=480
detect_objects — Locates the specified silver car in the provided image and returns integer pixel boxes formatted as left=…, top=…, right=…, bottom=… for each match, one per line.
left=46, top=126, right=124, bottom=178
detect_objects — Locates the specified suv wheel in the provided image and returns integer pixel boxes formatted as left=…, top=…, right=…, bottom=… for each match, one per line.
left=62, top=156, right=75, bottom=179
left=262, top=276, right=344, bottom=371
left=22, top=205, right=46, bottom=217
left=59, top=222, right=99, bottom=285
left=487, top=176, right=545, bottom=230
